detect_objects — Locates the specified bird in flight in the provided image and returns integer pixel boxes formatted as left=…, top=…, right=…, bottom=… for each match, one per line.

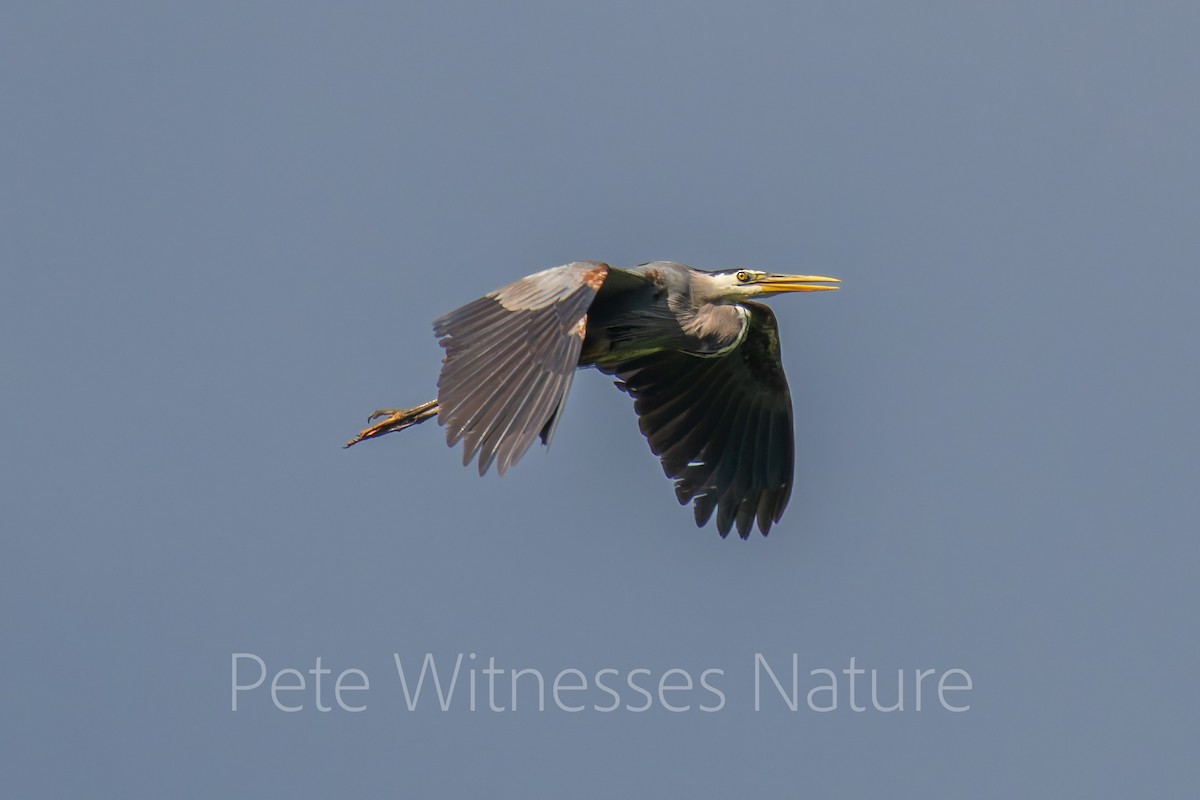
left=345, top=261, right=839, bottom=538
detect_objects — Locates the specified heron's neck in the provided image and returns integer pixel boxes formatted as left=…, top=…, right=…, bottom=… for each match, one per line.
left=678, top=302, right=749, bottom=357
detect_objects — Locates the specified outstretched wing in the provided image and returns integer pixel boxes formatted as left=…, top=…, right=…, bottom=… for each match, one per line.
left=432, top=261, right=609, bottom=476
left=605, top=302, right=794, bottom=538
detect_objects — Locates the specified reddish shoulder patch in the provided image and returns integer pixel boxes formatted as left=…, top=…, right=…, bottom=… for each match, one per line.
left=582, top=263, right=609, bottom=291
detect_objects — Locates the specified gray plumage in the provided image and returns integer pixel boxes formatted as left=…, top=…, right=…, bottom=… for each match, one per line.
left=346, top=261, right=838, bottom=539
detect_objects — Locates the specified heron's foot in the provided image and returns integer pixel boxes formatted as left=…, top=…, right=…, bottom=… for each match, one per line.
left=344, top=400, right=439, bottom=448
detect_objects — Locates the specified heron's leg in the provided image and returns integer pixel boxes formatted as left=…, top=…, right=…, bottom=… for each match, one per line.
left=344, top=399, right=439, bottom=448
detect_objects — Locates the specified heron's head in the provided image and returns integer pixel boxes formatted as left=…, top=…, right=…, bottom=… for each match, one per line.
left=706, top=269, right=840, bottom=302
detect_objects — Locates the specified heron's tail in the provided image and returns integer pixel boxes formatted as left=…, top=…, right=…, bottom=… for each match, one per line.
left=344, top=399, right=439, bottom=448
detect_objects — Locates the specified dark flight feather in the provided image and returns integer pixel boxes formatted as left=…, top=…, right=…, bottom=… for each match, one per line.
left=601, top=302, right=795, bottom=538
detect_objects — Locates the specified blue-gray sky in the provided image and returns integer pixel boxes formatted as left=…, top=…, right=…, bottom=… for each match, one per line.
left=3, top=2, right=1198, bottom=796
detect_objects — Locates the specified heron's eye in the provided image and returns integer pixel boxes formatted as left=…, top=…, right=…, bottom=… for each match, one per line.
left=736, top=270, right=752, bottom=283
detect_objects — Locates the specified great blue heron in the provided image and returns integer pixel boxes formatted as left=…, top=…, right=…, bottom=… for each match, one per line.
left=346, top=261, right=839, bottom=538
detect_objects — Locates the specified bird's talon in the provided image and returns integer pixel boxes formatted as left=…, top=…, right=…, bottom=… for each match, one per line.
left=345, top=403, right=439, bottom=449
left=368, top=408, right=396, bottom=423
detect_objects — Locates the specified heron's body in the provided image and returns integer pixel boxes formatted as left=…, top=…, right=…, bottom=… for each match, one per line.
left=346, top=261, right=838, bottom=538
